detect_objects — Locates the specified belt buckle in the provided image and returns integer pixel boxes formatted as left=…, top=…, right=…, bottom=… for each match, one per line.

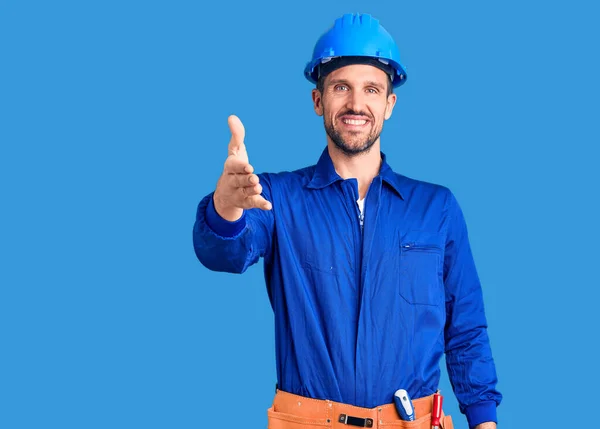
left=338, top=413, right=373, bottom=427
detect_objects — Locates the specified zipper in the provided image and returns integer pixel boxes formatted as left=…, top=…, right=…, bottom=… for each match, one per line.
left=401, top=242, right=442, bottom=252
left=343, top=181, right=364, bottom=405
left=357, top=204, right=364, bottom=231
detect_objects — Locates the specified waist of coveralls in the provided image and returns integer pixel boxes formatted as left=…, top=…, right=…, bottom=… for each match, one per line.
left=267, top=389, right=454, bottom=429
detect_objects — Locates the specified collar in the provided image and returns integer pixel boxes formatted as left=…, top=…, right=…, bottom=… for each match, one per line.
left=306, top=147, right=405, bottom=199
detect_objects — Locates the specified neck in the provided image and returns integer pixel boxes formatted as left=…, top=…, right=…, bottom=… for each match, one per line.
left=327, top=139, right=382, bottom=199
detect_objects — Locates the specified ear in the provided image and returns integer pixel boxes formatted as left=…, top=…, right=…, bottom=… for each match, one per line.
left=312, top=88, right=324, bottom=116
left=384, top=93, right=397, bottom=120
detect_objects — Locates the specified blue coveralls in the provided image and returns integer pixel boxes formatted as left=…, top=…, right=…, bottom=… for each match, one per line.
left=193, top=148, right=502, bottom=427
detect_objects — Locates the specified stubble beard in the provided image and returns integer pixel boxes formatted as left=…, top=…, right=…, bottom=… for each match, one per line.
left=324, top=110, right=382, bottom=157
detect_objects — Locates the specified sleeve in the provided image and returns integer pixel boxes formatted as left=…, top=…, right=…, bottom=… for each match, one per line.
left=192, top=173, right=275, bottom=274
left=442, top=190, right=503, bottom=429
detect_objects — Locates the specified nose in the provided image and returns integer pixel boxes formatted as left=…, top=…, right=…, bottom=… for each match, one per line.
left=346, top=89, right=367, bottom=114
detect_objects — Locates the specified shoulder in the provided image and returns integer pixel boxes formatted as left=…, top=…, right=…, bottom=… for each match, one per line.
left=391, top=170, right=454, bottom=202
left=257, top=165, right=316, bottom=188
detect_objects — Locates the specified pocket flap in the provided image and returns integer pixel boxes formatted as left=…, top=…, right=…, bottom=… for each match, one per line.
left=400, top=230, right=445, bottom=250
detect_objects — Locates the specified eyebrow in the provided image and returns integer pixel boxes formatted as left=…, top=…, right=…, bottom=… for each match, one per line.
left=327, top=79, right=386, bottom=90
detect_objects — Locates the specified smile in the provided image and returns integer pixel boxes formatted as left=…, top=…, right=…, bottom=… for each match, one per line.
left=342, top=119, right=367, bottom=125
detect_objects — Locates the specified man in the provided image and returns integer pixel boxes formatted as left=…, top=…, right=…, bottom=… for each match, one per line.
left=193, top=13, right=501, bottom=429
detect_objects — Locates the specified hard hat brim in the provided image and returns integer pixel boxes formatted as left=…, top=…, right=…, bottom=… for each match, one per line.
left=304, top=55, right=407, bottom=88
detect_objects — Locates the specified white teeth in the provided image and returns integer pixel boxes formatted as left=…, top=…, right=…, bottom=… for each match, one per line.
left=343, top=119, right=367, bottom=125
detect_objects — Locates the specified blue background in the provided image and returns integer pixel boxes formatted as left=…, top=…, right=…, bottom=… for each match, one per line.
left=1, top=1, right=599, bottom=428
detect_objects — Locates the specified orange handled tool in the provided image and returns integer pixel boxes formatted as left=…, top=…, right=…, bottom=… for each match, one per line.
left=431, top=391, right=443, bottom=429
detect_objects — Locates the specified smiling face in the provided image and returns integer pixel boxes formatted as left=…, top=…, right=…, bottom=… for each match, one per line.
left=312, top=64, right=397, bottom=156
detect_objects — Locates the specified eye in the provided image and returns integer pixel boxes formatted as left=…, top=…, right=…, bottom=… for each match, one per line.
left=366, top=88, right=379, bottom=94
left=334, top=84, right=349, bottom=91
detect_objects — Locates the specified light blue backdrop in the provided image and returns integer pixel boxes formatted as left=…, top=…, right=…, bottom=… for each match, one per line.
left=1, top=1, right=598, bottom=428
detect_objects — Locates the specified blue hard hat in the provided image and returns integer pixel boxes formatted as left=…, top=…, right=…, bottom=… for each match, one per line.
left=304, top=13, right=407, bottom=88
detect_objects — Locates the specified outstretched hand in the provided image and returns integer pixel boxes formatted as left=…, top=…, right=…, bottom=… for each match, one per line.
left=213, top=115, right=272, bottom=221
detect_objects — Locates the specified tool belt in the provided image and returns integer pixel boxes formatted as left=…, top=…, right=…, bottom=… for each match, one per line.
left=267, top=389, right=453, bottom=429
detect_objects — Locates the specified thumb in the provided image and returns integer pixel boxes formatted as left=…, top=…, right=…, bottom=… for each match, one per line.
left=227, top=115, right=246, bottom=155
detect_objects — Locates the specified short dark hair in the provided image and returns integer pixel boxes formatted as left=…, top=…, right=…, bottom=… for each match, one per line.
left=317, top=74, right=394, bottom=97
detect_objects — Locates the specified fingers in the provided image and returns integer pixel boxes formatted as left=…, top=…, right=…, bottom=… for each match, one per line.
left=226, top=177, right=272, bottom=210
left=224, top=155, right=253, bottom=174
left=224, top=157, right=262, bottom=195
left=240, top=181, right=262, bottom=197
left=245, top=194, right=272, bottom=211
left=228, top=172, right=259, bottom=189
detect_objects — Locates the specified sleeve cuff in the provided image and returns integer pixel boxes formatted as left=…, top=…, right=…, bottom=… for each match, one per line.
left=465, top=401, right=497, bottom=429
left=205, top=194, right=246, bottom=237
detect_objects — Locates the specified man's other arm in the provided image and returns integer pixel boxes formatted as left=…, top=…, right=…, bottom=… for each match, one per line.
left=443, top=190, right=502, bottom=429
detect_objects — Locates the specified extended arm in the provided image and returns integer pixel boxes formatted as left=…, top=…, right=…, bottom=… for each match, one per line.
left=192, top=115, right=274, bottom=273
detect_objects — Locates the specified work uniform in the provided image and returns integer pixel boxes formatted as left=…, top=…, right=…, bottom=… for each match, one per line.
left=193, top=148, right=502, bottom=428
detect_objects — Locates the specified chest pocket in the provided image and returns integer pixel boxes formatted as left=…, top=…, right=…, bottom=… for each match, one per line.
left=399, top=231, right=445, bottom=306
